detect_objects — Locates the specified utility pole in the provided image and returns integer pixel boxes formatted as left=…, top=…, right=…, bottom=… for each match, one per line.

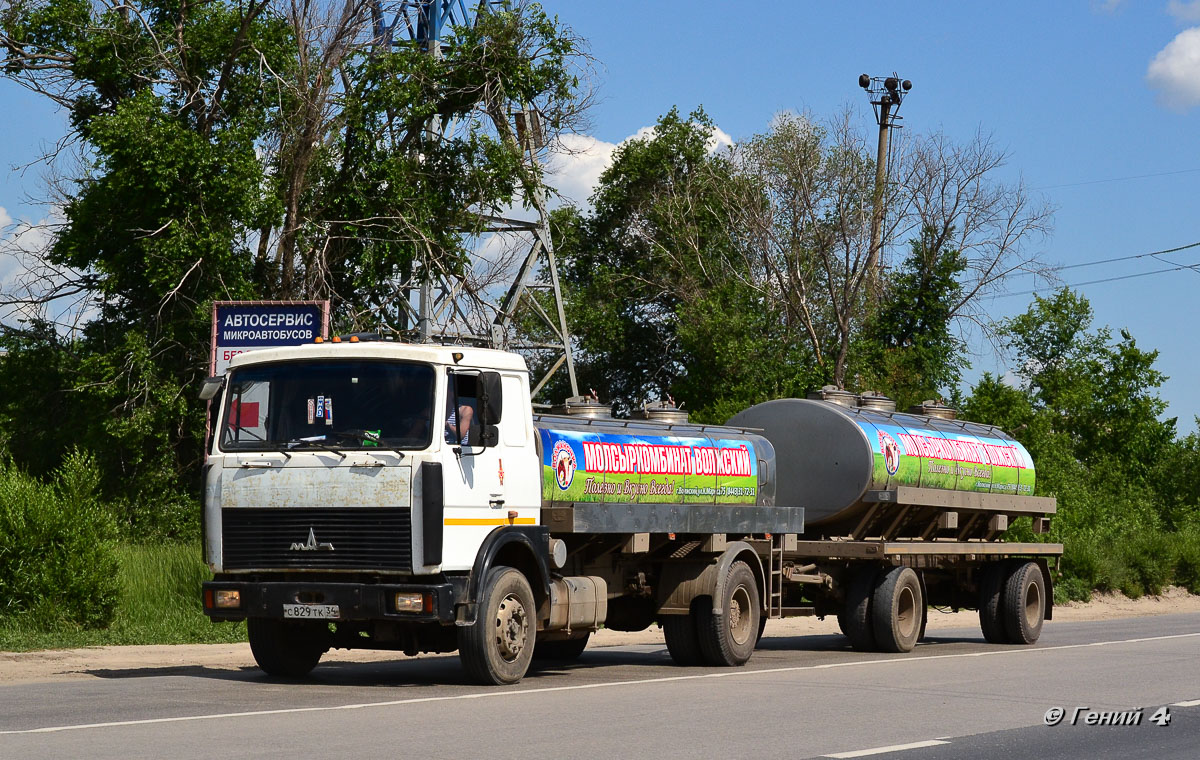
left=859, top=73, right=912, bottom=291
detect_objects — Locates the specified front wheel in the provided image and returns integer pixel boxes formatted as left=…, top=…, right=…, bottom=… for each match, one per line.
left=247, top=618, right=328, bottom=678
left=458, top=566, right=536, bottom=685
left=697, top=561, right=760, bottom=666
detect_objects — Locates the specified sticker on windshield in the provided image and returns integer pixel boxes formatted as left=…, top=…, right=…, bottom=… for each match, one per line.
left=316, top=395, right=325, bottom=419
left=325, top=396, right=333, bottom=425
left=307, top=398, right=315, bottom=425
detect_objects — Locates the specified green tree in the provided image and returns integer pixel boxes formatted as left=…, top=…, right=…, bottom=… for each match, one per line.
left=552, top=108, right=817, bottom=418
left=964, top=289, right=1178, bottom=542
left=1, top=0, right=586, bottom=523
left=856, top=227, right=967, bottom=408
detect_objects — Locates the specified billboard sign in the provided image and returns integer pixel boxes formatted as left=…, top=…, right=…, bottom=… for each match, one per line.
left=210, top=300, right=328, bottom=375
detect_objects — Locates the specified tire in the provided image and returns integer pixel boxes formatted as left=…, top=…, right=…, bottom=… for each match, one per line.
left=978, top=562, right=1009, bottom=644
left=698, top=561, right=760, bottom=667
left=842, top=567, right=879, bottom=651
left=458, top=566, right=536, bottom=685
left=247, top=618, right=327, bottom=678
left=533, top=632, right=591, bottom=661
left=1002, top=561, right=1046, bottom=645
left=662, top=605, right=705, bottom=666
left=871, top=566, right=923, bottom=653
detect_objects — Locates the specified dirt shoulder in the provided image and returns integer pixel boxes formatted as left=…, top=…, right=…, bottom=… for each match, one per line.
left=3, top=587, right=1198, bottom=686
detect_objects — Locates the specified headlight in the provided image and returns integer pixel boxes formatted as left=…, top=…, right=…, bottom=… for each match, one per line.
left=394, top=592, right=427, bottom=613
left=214, top=589, right=241, bottom=608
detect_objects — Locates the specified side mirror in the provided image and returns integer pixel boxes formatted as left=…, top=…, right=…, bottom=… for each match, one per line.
left=479, top=371, right=503, bottom=424
left=199, top=375, right=225, bottom=401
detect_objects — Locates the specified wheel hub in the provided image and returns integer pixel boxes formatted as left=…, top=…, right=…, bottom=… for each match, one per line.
left=729, top=585, right=753, bottom=646
left=494, top=593, right=529, bottom=661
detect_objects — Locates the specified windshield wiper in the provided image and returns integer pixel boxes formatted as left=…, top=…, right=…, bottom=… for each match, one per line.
left=284, top=435, right=346, bottom=457
left=328, top=429, right=407, bottom=459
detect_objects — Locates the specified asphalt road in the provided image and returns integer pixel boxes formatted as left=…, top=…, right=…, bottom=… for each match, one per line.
left=2, top=613, right=1199, bottom=759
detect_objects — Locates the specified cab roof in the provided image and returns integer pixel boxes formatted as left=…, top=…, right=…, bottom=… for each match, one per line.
left=225, top=342, right=530, bottom=373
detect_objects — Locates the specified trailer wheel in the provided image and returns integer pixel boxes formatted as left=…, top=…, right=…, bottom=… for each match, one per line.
left=698, top=561, right=760, bottom=667
left=842, top=567, right=879, bottom=651
left=978, top=562, right=1009, bottom=644
left=1002, top=561, right=1046, bottom=645
left=871, top=566, right=923, bottom=653
left=533, top=632, right=591, bottom=661
left=458, top=566, right=536, bottom=685
left=247, top=618, right=327, bottom=678
left=663, top=606, right=705, bottom=666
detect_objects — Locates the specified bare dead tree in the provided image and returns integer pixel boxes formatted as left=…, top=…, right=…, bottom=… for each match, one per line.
left=892, top=129, right=1056, bottom=336
left=715, top=111, right=1054, bottom=389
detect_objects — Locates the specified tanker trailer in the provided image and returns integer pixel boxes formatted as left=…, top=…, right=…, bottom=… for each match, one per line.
left=726, top=398, right=1036, bottom=535
left=728, top=397, right=1061, bottom=654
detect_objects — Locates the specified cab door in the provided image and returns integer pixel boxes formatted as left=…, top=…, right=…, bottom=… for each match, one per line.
left=438, top=370, right=513, bottom=571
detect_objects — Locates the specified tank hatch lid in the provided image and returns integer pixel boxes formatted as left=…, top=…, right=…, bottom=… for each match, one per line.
left=906, top=400, right=958, bottom=420
left=807, top=385, right=858, bottom=408
left=856, top=391, right=896, bottom=412
left=552, top=395, right=612, bottom=419
left=631, top=398, right=689, bottom=424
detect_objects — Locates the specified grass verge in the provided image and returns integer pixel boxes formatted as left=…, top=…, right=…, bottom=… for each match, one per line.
left=0, top=542, right=244, bottom=652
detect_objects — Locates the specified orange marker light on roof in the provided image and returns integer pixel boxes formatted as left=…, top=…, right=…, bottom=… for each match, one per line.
left=350, top=335, right=359, bottom=343
left=314, top=336, right=324, bottom=343
left=332, top=336, right=342, bottom=343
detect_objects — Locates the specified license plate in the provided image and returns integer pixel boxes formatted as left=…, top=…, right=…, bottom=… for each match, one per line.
left=283, top=603, right=340, bottom=619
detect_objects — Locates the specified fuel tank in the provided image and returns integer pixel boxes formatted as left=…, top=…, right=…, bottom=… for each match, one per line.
left=533, top=415, right=776, bottom=508
left=726, top=399, right=1035, bottom=530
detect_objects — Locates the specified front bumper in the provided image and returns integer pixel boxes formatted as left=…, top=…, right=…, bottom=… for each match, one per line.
left=202, top=580, right=460, bottom=624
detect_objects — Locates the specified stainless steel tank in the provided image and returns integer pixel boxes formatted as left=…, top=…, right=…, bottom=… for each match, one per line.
left=726, top=399, right=1035, bottom=530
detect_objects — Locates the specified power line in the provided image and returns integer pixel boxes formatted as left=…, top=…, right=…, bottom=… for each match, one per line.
left=1057, top=240, right=1200, bottom=271
left=999, top=262, right=1200, bottom=298
left=1033, top=167, right=1200, bottom=191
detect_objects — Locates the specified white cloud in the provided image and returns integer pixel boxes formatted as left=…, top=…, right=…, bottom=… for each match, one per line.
left=0, top=206, right=11, bottom=230
left=1147, top=26, right=1200, bottom=110
left=543, top=133, right=619, bottom=208
left=1168, top=0, right=1200, bottom=23
left=544, top=122, right=734, bottom=210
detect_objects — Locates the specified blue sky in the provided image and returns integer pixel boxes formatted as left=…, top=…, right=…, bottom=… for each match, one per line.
left=3, top=1, right=1199, bottom=427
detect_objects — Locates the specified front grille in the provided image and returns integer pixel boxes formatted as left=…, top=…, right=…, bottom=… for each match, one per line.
left=222, top=507, right=411, bottom=570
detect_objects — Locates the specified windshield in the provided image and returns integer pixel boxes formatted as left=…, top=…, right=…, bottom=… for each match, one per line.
left=221, top=360, right=435, bottom=451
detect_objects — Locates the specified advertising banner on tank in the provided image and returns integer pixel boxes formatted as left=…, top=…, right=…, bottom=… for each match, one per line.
left=857, top=420, right=1035, bottom=496
left=538, top=429, right=759, bottom=505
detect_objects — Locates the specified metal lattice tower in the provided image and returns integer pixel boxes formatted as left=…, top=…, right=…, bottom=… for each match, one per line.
left=370, top=0, right=579, bottom=399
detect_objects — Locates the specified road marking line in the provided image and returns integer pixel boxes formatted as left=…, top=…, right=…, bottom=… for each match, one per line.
left=3, top=631, right=1199, bottom=736
left=825, top=739, right=950, bottom=758
left=1172, top=699, right=1200, bottom=707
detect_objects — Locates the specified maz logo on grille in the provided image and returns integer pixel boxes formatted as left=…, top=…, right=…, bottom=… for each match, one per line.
left=289, top=527, right=335, bottom=552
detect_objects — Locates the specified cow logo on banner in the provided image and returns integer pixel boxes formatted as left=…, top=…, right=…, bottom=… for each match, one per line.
left=879, top=430, right=902, bottom=476
left=552, top=440, right=577, bottom=490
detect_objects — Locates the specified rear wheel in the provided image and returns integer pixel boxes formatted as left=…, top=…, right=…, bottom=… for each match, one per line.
left=871, top=566, right=923, bottom=653
left=247, top=618, right=327, bottom=678
left=458, top=566, right=536, bottom=685
left=1002, top=561, right=1046, bottom=645
left=698, top=561, right=760, bottom=666
left=663, top=606, right=705, bottom=666
left=978, top=562, right=1009, bottom=644
left=842, top=567, right=879, bottom=651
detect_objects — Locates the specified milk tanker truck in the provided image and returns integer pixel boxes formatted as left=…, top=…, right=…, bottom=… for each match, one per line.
left=200, top=339, right=1060, bottom=685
